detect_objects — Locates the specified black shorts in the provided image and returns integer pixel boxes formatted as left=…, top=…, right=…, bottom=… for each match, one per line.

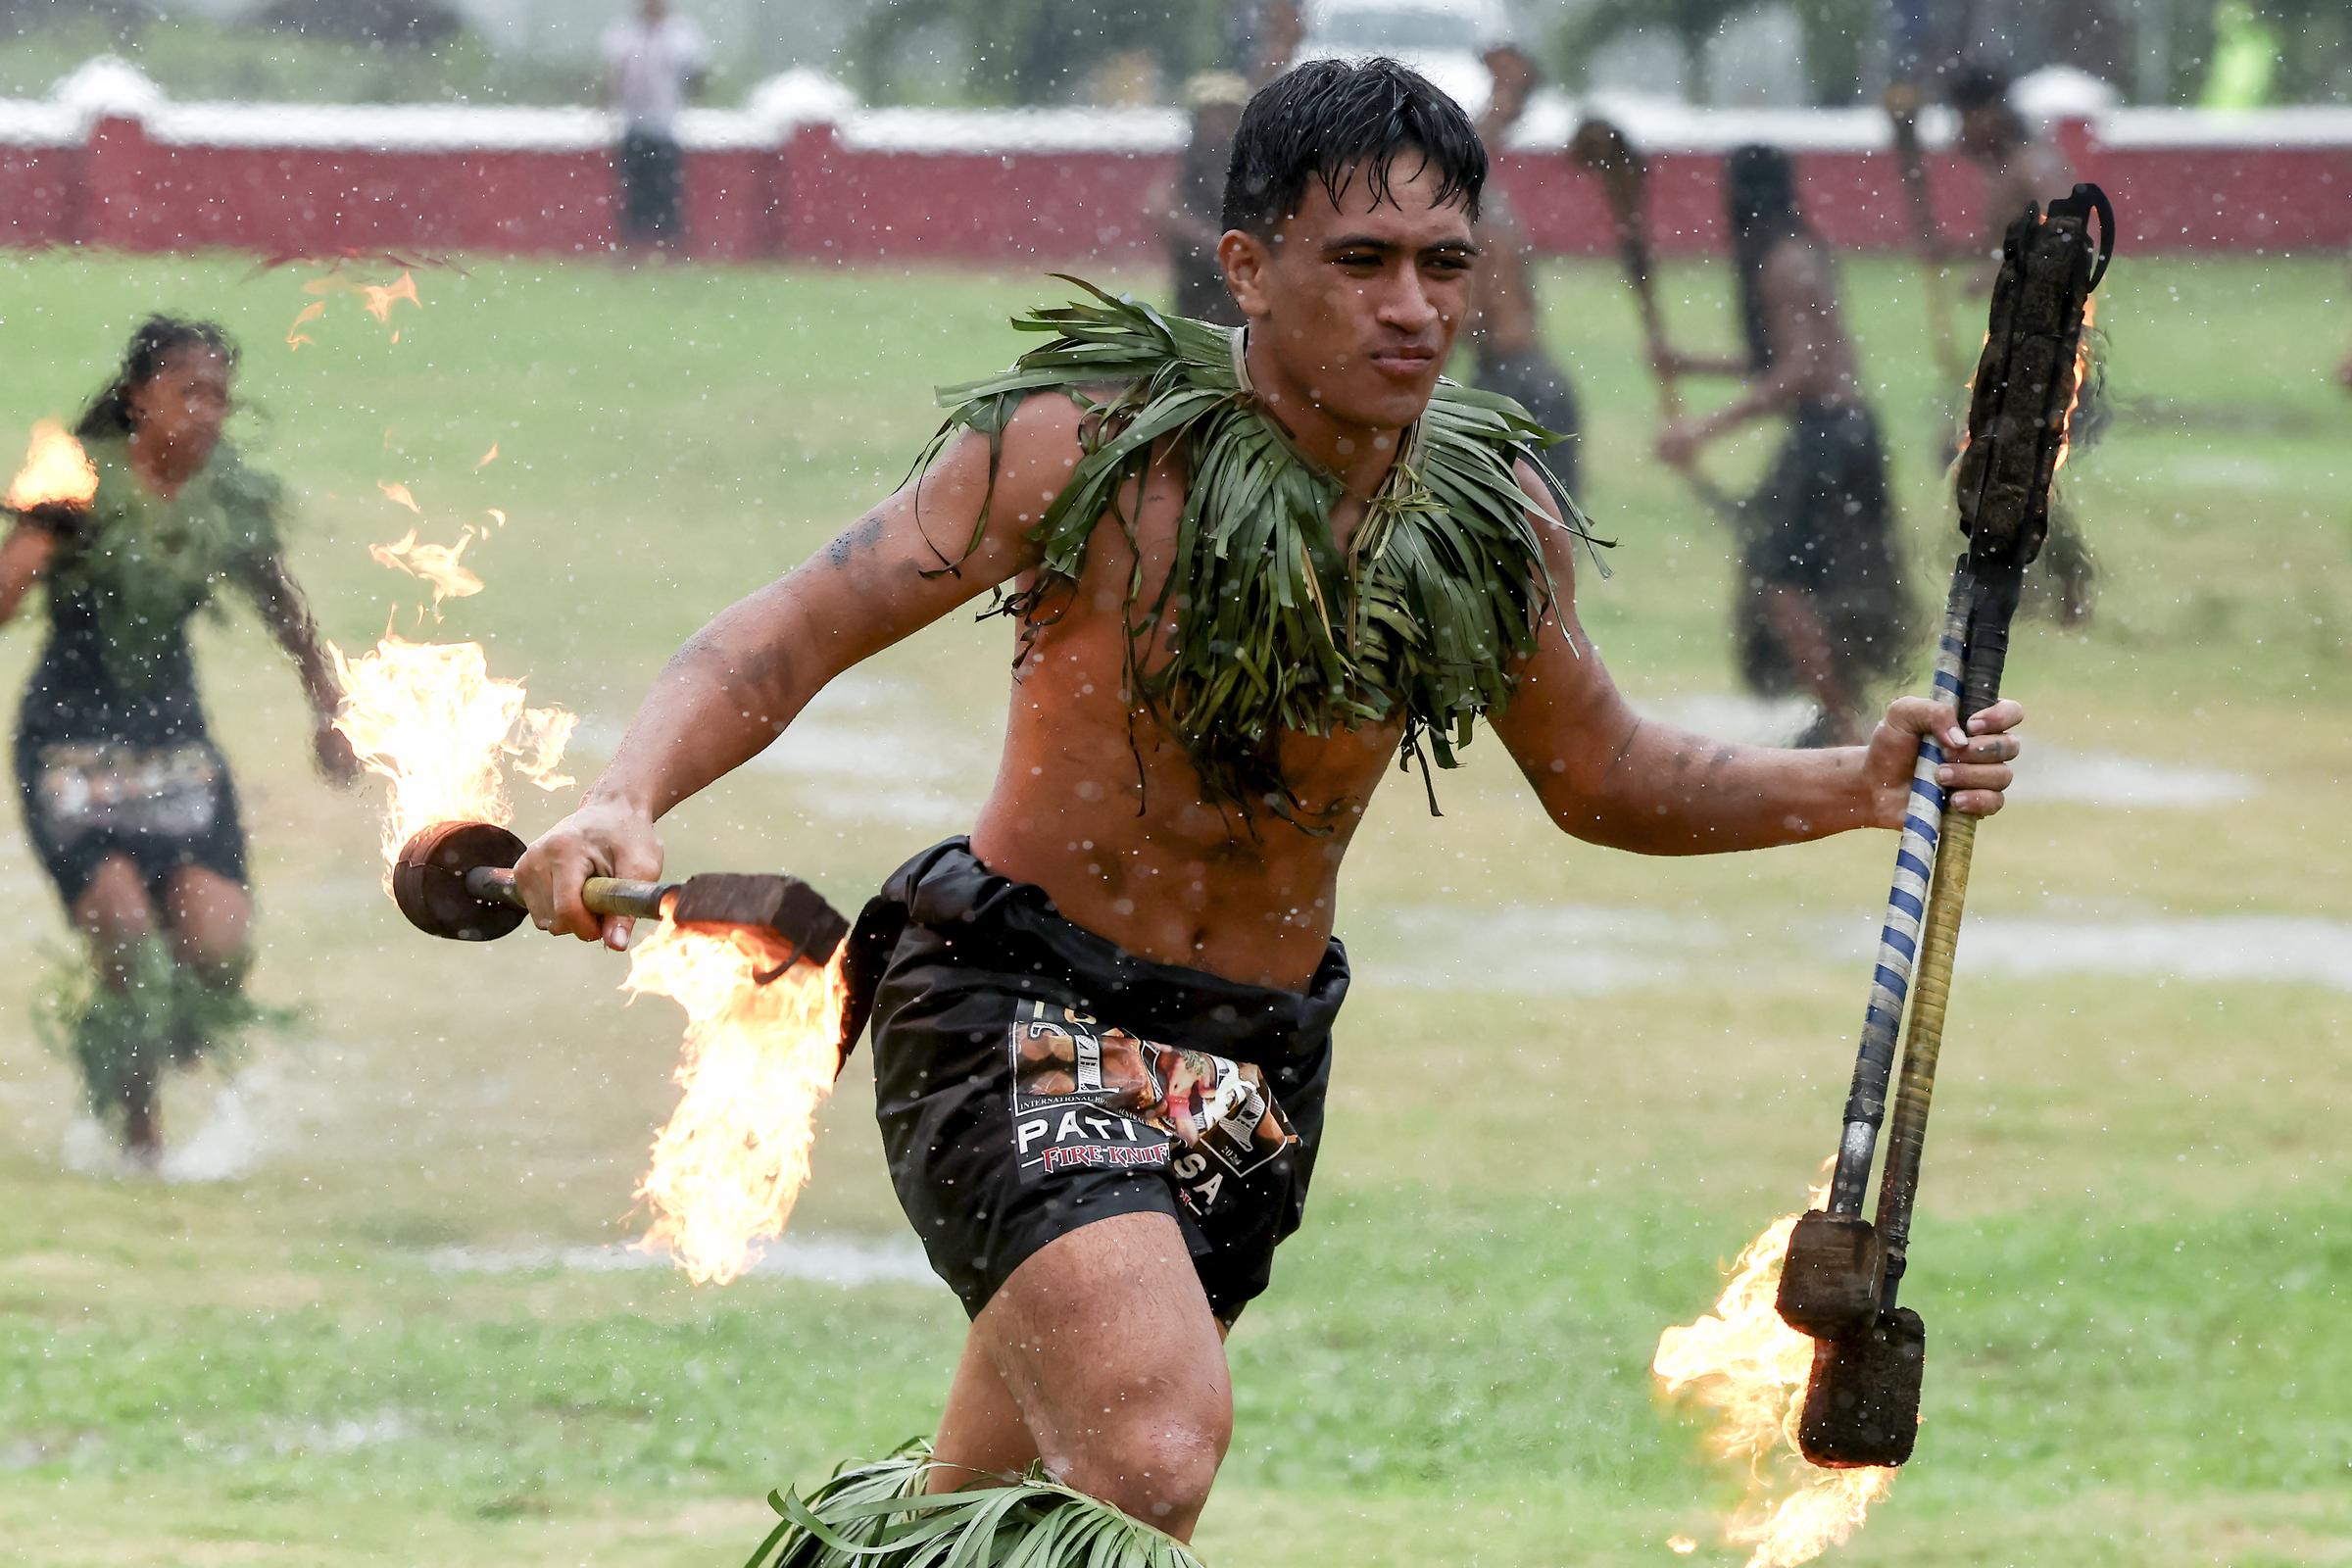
left=616, top=128, right=685, bottom=244
left=15, top=735, right=247, bottom=907
left=848, top=840, right=1348, bottom=1323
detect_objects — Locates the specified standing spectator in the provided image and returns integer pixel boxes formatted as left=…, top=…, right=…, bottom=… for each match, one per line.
left=602, top=0, right=710, bottom=253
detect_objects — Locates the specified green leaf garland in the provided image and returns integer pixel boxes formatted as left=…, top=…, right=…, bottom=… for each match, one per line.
left=913, top=279, right=1605, bottom=822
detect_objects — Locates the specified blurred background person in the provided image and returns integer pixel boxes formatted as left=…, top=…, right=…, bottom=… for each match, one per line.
left=1654, top=145, right=1912, bottom=747
left=601, top=0, right=710, bottom=254
left=1948, top=60, right=2078, bottom=289
left=0, top=318, right=355, bottom=1164
left=1466, top=39, right=1583, bottom=496
left=1229, top=0, right=1305, bottom=87
left=1949, top=60, right=2099, bottom=624
left=1154, top=71, right=1249, bottom=328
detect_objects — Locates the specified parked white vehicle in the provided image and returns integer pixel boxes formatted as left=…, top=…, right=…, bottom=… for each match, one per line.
left=1295, top=0, right=1514, bottom=119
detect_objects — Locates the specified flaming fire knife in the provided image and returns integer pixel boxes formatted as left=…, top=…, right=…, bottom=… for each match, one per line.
left=393, top=818, right=848, bottom=969
left=1784, top=183, right=2116, bottom=1470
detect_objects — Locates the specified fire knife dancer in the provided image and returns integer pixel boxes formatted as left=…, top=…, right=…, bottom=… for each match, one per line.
left=1655, top=145, right=1915, bottom=747
left=1949, top=61, right=2098, bottom=624
left=1, top=318, right=356, bottom=1164
left=1152, top=73, right=1249, bottom=329
left=514, top=61, right=2023, bottom=1561
left=1465, top=41, right=1583, bottom=495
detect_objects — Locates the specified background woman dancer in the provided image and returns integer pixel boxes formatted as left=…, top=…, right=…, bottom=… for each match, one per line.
left=0, top=317, right=355, bottom=1164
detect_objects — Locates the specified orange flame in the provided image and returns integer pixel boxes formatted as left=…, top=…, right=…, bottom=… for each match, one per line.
left=476, top=442, right=500, bottom=469
left=1654, top=1186, right=1896, bottom=1568
left=626, top=936, right=851, bottom=1285
left=330, top=634, right=577, bottom=884
left=7, top=420, right=99, bottom=512
left=378, top=479, right=423, bottom=516
left=2053, top=295, right=2098, bottom=473
left=369, top=525, right=485, bottom=611
left=286, top=301, right=326, bottom=351
left=360, top=270, right=420, bottom=323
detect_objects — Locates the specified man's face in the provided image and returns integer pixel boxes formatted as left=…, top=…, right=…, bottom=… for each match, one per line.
left=1227, top=158, right=1479, bottom=431
left=127, top=347, right=229, bottom=467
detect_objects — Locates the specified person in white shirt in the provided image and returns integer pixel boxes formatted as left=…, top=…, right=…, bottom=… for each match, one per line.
left=601, top=0, right=710, bottom=250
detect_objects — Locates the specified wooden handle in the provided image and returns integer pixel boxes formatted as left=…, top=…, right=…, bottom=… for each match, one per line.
left=465, top=866, right=675, bottom=921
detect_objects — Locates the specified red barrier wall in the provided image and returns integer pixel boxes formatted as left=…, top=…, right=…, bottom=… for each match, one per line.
left=4, top=102, right=2349, bottom=264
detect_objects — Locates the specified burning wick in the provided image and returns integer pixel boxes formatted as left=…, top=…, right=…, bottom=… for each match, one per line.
left=331, top=634, right=576, bottom=887
left=7, top=420, right=99, bottom=513
left=1653, top=1185, right=1895, bottom=1568
left=626, top=933, right=851, bottom=1285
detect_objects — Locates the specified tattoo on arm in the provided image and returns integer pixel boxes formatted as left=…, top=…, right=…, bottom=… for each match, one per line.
left=823, top=511, right=887, bottom=568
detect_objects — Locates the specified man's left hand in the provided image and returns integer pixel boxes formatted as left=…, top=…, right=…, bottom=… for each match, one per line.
left=1864, top=696, right=2024, bottom=826
left=1655, top=420, right=1705, bottom=470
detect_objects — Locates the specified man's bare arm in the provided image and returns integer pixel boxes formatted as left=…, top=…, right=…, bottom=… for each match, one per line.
left=517, top=396, right=1081, bottom=942
left=0, top=522, right=55, bottom=625
left=1492, top=465, right=2020, bottom=853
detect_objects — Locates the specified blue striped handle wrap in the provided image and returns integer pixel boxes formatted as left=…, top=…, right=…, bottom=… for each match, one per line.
left=1827, top=560, right=1972, bottom=1216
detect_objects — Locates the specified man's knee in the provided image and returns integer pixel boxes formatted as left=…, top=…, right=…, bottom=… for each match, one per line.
left=1047, top=1405, right=1229, bottom=1528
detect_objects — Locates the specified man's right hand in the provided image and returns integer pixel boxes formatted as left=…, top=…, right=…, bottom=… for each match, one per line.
left=514, top=799, right=665, bottom=951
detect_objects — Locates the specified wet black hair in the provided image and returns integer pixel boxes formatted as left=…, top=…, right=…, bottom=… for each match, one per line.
left=1220, top=56, right=1485, bottom=238
left=76, top=315, right=238, bottom=440
left=1726, top=144, right=1808, bottom=372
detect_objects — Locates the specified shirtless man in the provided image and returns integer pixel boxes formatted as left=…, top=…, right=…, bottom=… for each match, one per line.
left=1948, top=62, right=2077, bottom=293
left=515, top=61, right=2022, bottom=1545
left=1466, top=42, right=1583, bottom=494
left=1656, top=145, right=1914, bottom=745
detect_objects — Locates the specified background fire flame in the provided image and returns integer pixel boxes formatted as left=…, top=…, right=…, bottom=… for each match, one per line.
left=1653, top=1188, right=1895, bottom=1568
left=368, top=525, right=484, bottom=610
left=7, top=419, right=99, bottom=511
left=331, top=633, right=576, bottom=883
left=625, top=934, right=850, bottom=1286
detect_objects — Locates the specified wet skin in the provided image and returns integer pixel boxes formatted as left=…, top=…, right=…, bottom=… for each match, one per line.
left=514, top=162, right=2025, bottom=991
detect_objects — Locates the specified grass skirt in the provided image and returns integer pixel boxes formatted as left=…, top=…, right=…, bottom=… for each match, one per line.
left=744, top=1441, right=1206, bottom=1568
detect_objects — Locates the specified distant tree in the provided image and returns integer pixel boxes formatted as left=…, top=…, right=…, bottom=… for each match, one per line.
left=847, top=0, right=1224, bottom=104
left=0, top=0, right=153, bottom=37
left=249, top=0, right=466, bottom=51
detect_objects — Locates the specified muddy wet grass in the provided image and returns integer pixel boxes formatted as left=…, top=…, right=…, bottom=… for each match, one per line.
left=0, top=250, right=2346, bottom=1565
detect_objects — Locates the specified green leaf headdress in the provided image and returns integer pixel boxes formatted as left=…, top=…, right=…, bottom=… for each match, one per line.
left=911, top=280, right=1606, bottom=824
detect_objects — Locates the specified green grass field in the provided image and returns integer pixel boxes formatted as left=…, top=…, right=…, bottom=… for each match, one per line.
left=0, top=246, right=2347, bottom=1568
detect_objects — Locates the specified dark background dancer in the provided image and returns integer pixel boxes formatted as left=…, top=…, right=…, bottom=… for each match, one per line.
left=513, top=62, right=2021, bottom=1546
left=1153, top=72, right=1249, bottom=329
left=0, top=318, right=354, bottom=1163
left=1653, top=145, right=1915, bottom=747
left=1465, top=40, right=1584, bottom=496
